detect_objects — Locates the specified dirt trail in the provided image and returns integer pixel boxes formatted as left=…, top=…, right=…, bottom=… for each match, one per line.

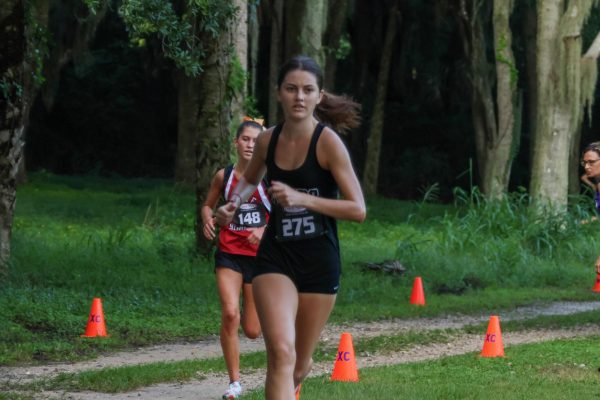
left=2, top=301, right=600, bottom=400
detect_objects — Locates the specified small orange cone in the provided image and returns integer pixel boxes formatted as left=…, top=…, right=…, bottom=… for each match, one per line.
left=480, top=315, right=504, bottom=357
left=592, top=274, right=600, bottom=292
left=331, top=332, right=359, bottom=382
left=294, top=383, right=302, bottom=400
left=81, top=297, right=109, bottom=337
left=409, top=276, right=426, bottom=306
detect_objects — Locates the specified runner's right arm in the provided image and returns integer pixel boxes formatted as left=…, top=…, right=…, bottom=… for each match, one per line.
left=201, top=169, right=224, bottom=240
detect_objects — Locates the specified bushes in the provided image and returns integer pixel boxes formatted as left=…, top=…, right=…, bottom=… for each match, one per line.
left=394, top=187, right=599, bottom=293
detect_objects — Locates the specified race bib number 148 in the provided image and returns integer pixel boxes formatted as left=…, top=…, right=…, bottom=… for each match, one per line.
left=232, top=203, right=266, bottom=228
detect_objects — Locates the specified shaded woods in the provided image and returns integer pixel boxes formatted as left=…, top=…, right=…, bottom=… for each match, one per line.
left=2, top=0, right=600, bottom=270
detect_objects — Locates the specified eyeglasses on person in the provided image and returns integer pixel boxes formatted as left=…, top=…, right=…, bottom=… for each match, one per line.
left=581, top=159, right=600, bottom=167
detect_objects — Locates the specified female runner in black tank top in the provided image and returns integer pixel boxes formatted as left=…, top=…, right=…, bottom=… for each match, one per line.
left=216, top=55, right=365, bottom=400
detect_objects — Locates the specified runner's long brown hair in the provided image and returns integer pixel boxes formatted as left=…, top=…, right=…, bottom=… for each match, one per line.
left=277, top=55, right=361, bottom=134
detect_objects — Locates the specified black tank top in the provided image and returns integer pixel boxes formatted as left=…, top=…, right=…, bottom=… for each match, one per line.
left=264, top=122, right=338, bottom=243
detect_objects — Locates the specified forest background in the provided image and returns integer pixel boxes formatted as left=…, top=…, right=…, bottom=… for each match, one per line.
left=2, top=0, right=600, bottom=272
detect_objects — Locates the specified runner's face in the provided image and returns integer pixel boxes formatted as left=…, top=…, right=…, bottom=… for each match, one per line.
left=583, top=150, right=600, bottom=180
left=235, top=126, right=260, bottom=161
left=277, top=70, right=323, bottom=121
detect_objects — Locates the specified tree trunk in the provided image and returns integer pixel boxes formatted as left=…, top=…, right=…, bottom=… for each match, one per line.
left=349, top=0, right=375, bottom=169
left=194, top=25, right=234, bottom=253
left=485, top=0, right=519, bottom=199
left=523, top=3, right=538, bottom=170
left=268, top=0, right=283, bottom=126
left=362, top=2, right=399, bottom=195
left=323, top=0, right=348, bottom=89
left=175, top=71, right=200, bottom=186
left=302, top=0, right=327, bottom=65
left=455, top=0, right=519, bottom=198
left=530, top=0, right=594, bottom=210
left=231, top=0, right=248, bottom=121
left=284, top=0, right=326, bottom=62
left=248, top=1, right=260, bottom=99
left=0, top=0, right=25, bottom=276
left=176, top=2, right=246, bottom=188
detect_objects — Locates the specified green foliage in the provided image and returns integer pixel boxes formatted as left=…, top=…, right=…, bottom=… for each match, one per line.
left=393, top=187, right=598, bottom=294
left=227, top=55, right=247, bottom=105
left=24, top=1, right=51, bottom=88
left=81, top=0, right=104, bottom=15
left=324, top=32, right=352, bottom=61
left=118, top=0, right=237, bottom=76
left=494, top=33, right=518, bottom=88
left=0, top=76, right=23, bottom=108
left=244, top=95, right=261, bottom=120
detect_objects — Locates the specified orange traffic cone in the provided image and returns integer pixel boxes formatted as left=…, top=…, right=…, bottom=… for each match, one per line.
left=592, top=274, right=600, bottom=292
left=480, top=315, right=504, bottom=357
left=331, top=332, right=359, bottom=382
left=294, top=383, right=302, bottom=400
left=409, top=276, right=426, bottom=306
left=81, top=297, right=109, bottom=337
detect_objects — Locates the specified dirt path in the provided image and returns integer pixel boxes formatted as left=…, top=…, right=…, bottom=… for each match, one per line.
left=3, top=301, right=600, bottom=399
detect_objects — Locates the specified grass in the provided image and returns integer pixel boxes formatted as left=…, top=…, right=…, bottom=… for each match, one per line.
left=245, top=336, right=600, bottom=399
left=1, top=171, right=600, bottom=369
left=4, top=308, right=599, bottom=394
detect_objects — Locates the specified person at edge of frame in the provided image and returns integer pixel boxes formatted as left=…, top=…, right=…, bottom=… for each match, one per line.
left=580, top=141, right=600, bottom=275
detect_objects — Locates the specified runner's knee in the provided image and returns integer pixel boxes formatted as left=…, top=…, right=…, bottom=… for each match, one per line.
left=221, top=307, right=240, bottom=331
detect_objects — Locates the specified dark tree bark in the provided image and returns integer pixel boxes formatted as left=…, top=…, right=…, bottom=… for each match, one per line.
left=323, top=0, right=348, bottom=89
left=194, top=17, right=234, bottom=253
left=268, top=0, right=283, bottom=126
left=0, top=0, right=26, bottom=276
left=175, top=70, right=200, bottom=186
left=362, top=2, right=399, bottom=195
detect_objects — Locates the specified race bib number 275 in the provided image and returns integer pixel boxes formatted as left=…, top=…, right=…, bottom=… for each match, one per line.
left=276, top=207, right=325, bottom=241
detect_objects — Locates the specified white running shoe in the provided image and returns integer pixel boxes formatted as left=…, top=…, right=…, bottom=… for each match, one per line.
left=222, top=381, right=242, bottom=399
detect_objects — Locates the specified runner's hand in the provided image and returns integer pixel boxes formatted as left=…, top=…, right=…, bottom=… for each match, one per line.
left=202, top=217, right=216, bottom=240
left=216, top=202, right=237, bottom=226
left=246, top=226, right=265, bottom=245
left=269, top=180, right=305, bottom=208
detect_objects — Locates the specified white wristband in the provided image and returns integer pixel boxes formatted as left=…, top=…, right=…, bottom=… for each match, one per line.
left=229, top=194, right=242, bottom=208
left=230, top=176, right=257, bottom=206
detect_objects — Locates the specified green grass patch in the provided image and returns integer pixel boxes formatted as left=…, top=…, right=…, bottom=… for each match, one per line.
left=245, top=336, right=600, bottom=399
left=12, top=310, right=600, bottom=394
left=2, top=173, right=600, bottom=364
left=0, top=393, right=35, bottom=400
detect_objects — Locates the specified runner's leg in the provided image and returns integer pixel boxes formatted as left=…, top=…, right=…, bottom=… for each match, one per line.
left=216, top=267, right=244, bottom=383
left=241, top=282, right=261, bottom=339
left=253, top=273, right=298, bottom=400
left=293, top=293, right=336, bottom=386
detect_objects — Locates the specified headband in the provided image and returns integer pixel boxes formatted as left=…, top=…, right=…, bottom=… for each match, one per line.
left=243, top=116, right=265, bottom=126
